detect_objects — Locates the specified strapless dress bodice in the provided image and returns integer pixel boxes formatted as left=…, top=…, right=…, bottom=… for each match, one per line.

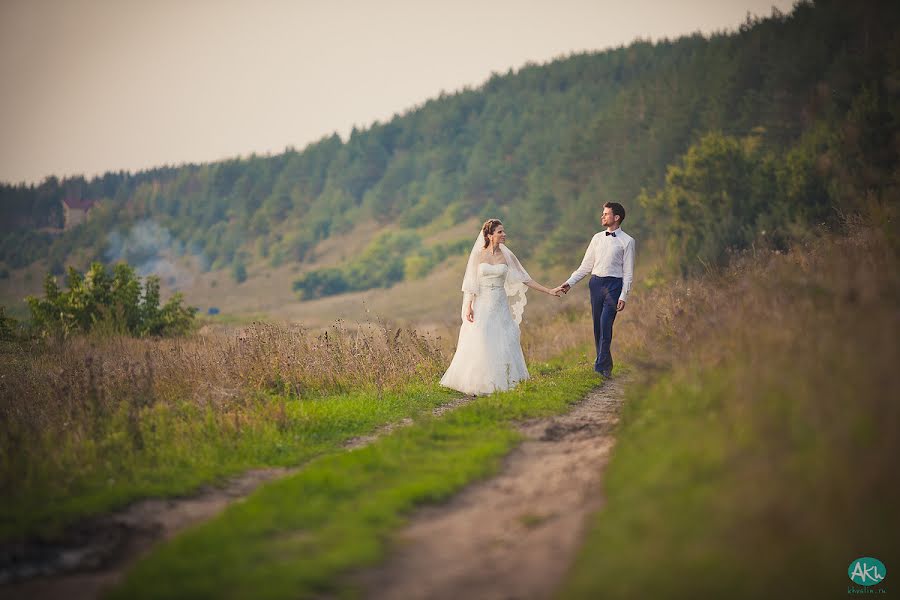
left=478, top=262, right=508, bottom=289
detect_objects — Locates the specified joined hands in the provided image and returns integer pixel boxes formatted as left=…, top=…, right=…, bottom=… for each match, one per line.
left=550, top=283, right=625, bottom=310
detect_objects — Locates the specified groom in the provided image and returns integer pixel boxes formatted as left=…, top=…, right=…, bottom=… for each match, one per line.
left=553, top=202, right=635, bottom=377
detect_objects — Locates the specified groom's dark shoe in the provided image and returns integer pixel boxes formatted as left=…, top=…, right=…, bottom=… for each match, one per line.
left=593, top=364, right=612, bottom=378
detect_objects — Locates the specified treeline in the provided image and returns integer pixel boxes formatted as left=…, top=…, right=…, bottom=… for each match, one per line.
left=292, top=232, right=470, bottom=300
left=0, top=167, right=186, bottom=270
left=1, top=0, right=897, bottom=282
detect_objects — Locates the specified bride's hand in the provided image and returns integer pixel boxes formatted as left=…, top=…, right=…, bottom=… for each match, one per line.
left=525, top=280, right=562, bottom=298
left=466, top=305, right=475, bottom=322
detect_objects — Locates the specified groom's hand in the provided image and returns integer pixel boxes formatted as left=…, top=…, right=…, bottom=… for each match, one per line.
left=616, top=300, right=625, bottom=312
left=557, top=283, right=570, bottom=295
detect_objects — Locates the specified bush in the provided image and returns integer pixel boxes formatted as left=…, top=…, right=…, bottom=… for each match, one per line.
left=232, top=261, right=247, bottom=284
left=0, top=306, right=18, bottom=341
left=25, top=261, right=197, bottom=338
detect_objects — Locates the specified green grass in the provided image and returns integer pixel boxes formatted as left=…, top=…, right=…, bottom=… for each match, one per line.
left=2, top=383, right=457, bottom=541
left=107, top=350, right=601, bottom=600
left=559, top=365, right=900, bottom=599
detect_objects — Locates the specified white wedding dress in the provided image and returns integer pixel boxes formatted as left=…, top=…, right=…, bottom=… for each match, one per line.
left=440, top=262, right=530, bottom=395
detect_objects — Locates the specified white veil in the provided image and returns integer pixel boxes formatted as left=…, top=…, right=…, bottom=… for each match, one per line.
left=459, top=230, right=532, bottom=326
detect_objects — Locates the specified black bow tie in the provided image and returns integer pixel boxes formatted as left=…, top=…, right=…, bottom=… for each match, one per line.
left=605, top=231, right=616, bottom=237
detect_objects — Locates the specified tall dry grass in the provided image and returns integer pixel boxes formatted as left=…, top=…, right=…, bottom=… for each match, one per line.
left=520, top=306, right=595, bottom=363
left=0, top=320, right=445, bottom=495
left=621, top=218, right=899, bottom=384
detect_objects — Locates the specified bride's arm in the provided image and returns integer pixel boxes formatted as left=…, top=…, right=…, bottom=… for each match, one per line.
left=466, top=294, right=476, bottom=322
left=502, top=250, right=559, bottom=297
left=524, top=280, right=561, bottom=297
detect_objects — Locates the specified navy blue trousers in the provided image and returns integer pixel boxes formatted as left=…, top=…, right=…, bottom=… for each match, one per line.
left=589, top=275, right=622, bottom=374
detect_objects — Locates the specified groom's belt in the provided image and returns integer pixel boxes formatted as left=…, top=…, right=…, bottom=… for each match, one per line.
left=591, top=274, right=623, bottom=279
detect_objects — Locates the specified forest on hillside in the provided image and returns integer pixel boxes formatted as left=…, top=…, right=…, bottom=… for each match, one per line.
left=1, top=0, right=897, bottom=293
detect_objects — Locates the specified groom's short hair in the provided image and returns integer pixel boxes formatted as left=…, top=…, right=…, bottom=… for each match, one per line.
left=604, top=202, right=626, bottom=223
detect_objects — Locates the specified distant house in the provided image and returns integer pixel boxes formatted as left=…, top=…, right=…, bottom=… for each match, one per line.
left=62, top=196, right=97, bottom=230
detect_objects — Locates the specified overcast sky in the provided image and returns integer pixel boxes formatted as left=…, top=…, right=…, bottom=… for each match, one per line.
left=0, top=0, right=796, bottom=186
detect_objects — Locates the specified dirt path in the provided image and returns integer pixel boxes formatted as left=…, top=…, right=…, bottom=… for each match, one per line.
left=0, top=395, right=475, bottom=600
left=0, top=466, right=296, bottom=600
left=350, top=378, right=626, bottom=600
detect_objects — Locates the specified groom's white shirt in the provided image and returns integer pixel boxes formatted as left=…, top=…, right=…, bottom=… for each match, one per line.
left=565, top=228, right=635, bottom=303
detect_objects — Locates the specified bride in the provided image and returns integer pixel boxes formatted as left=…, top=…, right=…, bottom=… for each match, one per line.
left=440, top=219, right=560, bottom=395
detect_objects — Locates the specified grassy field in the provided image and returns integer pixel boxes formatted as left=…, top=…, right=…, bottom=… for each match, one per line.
left=2, top=383, right=460, bottom=542
left=0, top=209, right=602, bottom=545
left=0, top=288, right=596, bottom=543
left=0, top=320, right=452, bottom=540
left=560, top=223, right=900, bottom=598
left=107, top=352, right=602, bottom=600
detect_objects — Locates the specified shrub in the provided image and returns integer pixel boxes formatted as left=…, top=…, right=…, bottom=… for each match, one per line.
left=25, top=261, right=197, bottom=338
left=232, top=261, right=247, bottom=284
left=0, top=306, right=18, bottom=341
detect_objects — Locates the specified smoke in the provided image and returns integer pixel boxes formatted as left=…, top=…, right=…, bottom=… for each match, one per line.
left=105, top=219, right=208, bottom=291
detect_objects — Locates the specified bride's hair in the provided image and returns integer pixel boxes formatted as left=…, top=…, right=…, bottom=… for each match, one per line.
left=482, top=218, right=503, bottom=248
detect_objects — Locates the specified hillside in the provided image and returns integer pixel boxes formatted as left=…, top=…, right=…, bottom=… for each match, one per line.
left=1, top=0, right=898, bottom=323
